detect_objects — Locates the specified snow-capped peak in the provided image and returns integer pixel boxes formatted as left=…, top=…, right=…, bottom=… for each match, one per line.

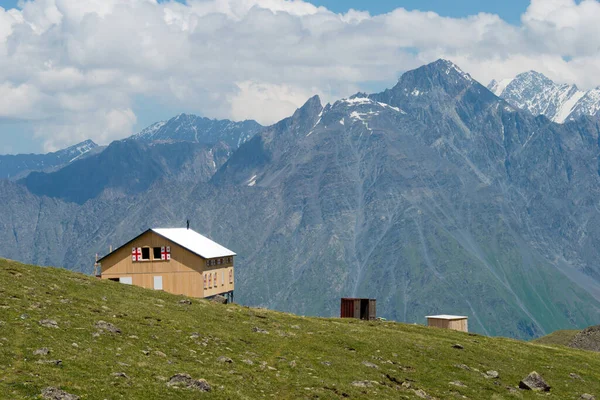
left=488, top=71, right=600, bottom=123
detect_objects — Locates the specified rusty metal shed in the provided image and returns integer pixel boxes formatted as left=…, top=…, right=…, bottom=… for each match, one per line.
left=340, top=298, right=376, bottom=320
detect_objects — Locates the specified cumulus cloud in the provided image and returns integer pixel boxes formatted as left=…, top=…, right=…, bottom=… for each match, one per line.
left=1, top=0, right=600, bottom=151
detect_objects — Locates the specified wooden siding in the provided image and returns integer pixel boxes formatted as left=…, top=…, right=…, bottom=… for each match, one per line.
left=100, top=230, right=234, bottom=298
left=426, top=318, right=468, bottom=332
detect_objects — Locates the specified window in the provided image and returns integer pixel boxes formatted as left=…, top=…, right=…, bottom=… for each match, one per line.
left=218, top=258, right=222, bottom=265
left=229, top=269, right=233, bottom=284
left=154, top=276, right=163, bottom=290
left=153, top=247, right=161, bottom=259
left=119, top=277, right=133, bottom=285
left=208, top=274, right=212, bottom=288
left=222, top=271, right=225, bottom=286
left=203, top=274, right=207, bottom=289
left=214, top=272, right=217, bottom=287
left=141, top=247, right=150, bottom=260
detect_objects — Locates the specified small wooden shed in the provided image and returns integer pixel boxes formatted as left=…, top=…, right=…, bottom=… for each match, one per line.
left=426, top=315, right=468, bottom=332
left=340, top=298, right=376, bottom=320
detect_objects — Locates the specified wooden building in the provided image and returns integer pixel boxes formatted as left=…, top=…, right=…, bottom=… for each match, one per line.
left=426, top=315, right=468, bottom=332
left=340, top=298, right=376, bottom=320
left=98, top=228, right=236, bottom=302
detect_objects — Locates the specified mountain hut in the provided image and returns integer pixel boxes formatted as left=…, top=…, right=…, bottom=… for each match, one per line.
left=97, top=228, right=235, bottom=302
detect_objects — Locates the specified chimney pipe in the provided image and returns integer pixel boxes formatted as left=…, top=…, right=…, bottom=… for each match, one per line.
left=187, top=220, right=190, bottom=230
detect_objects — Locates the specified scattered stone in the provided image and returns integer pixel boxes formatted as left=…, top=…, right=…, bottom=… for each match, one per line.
left=166, top=373, right=211, bottom=392
left=117, top=362, right=130, bottom=367
left=401, top=382, right=411, bottom=389
left=39, top=319, right=59, bottom=329
left=178, top=299, right=192, bottom=305
left=581, top=394, right=595, bottom=400
left=242, top=359, right=254, bottom=365
left=36, top=359, right=63, bottom=366
left=351, top=381, right=374, bottom=388
left=252, top=327, right=269, bottom=334
left=454, top=364, right=470, bottom=370
left=20, top=314, right=29, bottom=320
left=95, top=321, right=121, bottom=334
left=154, top=351, right=167, bottom=358
left=568, top=325, right=600, bottom=352
left=362, top=361, right=379, bottom=369
left=128, top=335, right=138, bottom=340
left=570, top=373, right=583, bottom=381
left=33, top=348, right=50, bottom=356
left=211, top=295, right=227, bottom=304
left=452, top=344, right=464, bottom=350
left=449, top=381, right=467, bottom=388
left=485, top=370, right=499, bottom=379
left=112, top=372, right=129, bottom=379
left=71, top=343, right=78, bottom=348
left=321, top=361, right=331, bottom=366
left=413, top=389, right=433, bottom=399
left=289, top=360, right=297, bottom=368
left=41, top=387, right=80, bottom=400
left=519, top=371, right=551, bottom=392
left=217, top=356, right=233, bottom=363
left=290, top=325, right=301, bottom=330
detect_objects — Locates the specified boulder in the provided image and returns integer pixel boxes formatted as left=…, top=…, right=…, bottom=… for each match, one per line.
left=211, top=295, right=227, bottom=304
left=569, top=325, right=600, bottom=352
left=252, top=327, right=269, bottom=334
left=39, top=319, right=59, bottom=329
left=41, top=387, right=80, bottom=400
left=166, top=373, right=211, bottom=392
left=581, top=394, right=595, bottom=400
left=33, top=348, right=50, bottom=356
left=217, top=356, right=233, bottom=363
left=519, top=371, right=550, bottom=392
left=178, top=299, right=192, bottom=305
left=485, top=370, right=499, bottom=379
left=95, top=321, right=121, bottom=334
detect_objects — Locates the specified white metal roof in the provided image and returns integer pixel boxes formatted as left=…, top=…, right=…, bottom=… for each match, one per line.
left=152, top=228, right=236, bottom=259
left=426, top=315, right=468, bottom=320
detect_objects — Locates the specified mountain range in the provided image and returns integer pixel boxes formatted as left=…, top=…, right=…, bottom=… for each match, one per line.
left=2, top=60, right=600, bottom=339
left=489, top=71, right=600, bottom=123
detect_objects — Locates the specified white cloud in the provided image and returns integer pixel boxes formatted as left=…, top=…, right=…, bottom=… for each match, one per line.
left=2, top=0, right=600, bottom=151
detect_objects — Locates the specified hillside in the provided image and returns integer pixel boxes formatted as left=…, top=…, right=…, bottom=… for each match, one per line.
left=0, top=259, right=599, bottom=399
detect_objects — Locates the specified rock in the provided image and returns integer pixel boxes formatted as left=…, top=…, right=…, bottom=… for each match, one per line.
left=39, top=319, right=59, bottom=329
left=41, top=387, right=80, bottom=400
left=112, top=372, right=129, bottom=379
left=141, top=350, right=150, bottom=356
left=290, top=325, right=301, bottom=330
left=289, top=360, right=297, bottom=367
left=71, top=343, right=78, bottom=348
left=568, top=325, right=600, bottom=352
left=252, top=327, right=269, bottom=334
left=95, top=321, right=121, bottom=334
left=217, top=356, right=233, bottom=363
left=485, top=370, right=499, bottom=379
left=20, top=314, right=29, bottom=320
left=362, top=361, right=379, bottom=369
left=449, top=381, right=467, bottom=387
left=154, top=351, right=167, bottom=358
left=351, top=381, right=374, bottom=388
left=570, top=373, right=583, bottom=380
left=178, top=299, right=192, bottom=305
left=33, top=348, right=50, bottom=356
left=413, top=389, right=433, bottom=399
left=454, top=364, right=470, bottom=370
left=452, top=344, right=464, bottom=350
left=166, top=373, right=211, bottom=392
left=519, top=371, right=551, bottom=392
left=321, top=361, right=331, bottom=366
left=36, top=359, right=63, bottom=366
left=211, top=295, right=227, bottom=304
left=242, top=359, right=254, bottom=365
left=581, top=394, right=595, bottom=400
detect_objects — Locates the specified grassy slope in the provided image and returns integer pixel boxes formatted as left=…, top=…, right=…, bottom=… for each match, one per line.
left=533, top=330, right=582, bottom=347
left=0, top=259, right=599, bottom=400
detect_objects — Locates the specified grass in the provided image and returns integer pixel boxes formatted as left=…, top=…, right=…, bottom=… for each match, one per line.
left=0, top=258, right=599, bottom=399
left=532, top=330, right=581, bottom=348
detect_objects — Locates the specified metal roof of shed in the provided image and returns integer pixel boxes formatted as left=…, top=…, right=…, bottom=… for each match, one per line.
left=152, top=228, right=236, bottom=259
left=425, top=315, right=468, bottom=320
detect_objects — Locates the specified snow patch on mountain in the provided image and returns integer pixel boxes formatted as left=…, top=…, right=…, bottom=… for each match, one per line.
left=489, top=72, right=600, bottom=123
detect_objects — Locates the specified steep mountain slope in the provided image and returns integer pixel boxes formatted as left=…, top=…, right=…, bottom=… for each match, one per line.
left=489, top=71, right=600, bottom=123
left=2, top=60, right=600, bottom=339
left=0, top=140, right=99, bottom=180
left=132, top=114, right=263, bottom=149
left=2, top=259, right=600, bottom=400
left=20, top=140, right=231, bottom=204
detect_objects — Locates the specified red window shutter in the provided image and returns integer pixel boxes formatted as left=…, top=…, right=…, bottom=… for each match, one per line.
left=203, top=274, right=207, bottom=289
left=229, top=269, right=233, bottom=284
